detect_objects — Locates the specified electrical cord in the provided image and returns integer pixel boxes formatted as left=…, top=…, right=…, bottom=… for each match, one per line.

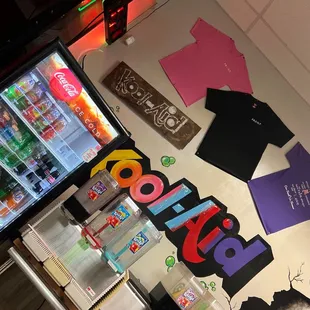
left=128, top=0, right=171, bottom=31
left=81, top=54, right=87, bottom=70
left=36, top=299, right=46, bottom=310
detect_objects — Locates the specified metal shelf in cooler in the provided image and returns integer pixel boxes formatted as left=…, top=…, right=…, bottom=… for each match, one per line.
left=0, top=133, right=58, bottom=198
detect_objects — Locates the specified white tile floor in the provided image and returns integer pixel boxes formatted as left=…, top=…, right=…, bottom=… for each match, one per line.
left=74, top=0, right=310, bottom=308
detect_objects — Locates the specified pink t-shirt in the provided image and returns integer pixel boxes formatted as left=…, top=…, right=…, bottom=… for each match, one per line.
left=160, top=18, right=253, bottom=107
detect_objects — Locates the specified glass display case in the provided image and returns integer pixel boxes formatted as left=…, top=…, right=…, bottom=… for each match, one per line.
left=0, top=39, right=129, bottom=237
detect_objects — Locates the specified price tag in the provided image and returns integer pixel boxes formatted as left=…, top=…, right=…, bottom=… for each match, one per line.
left=82, top=148, right=98, bottom=163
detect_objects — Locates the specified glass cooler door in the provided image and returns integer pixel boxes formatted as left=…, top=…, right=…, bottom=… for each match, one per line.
left=1, top=71, right=88, bottom=172
left=0, top=101, right=67, bottom=229
left=0, top=50, right=120, bottom=231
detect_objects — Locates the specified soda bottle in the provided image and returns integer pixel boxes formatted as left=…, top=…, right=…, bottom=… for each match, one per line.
left=34, top=167, right=46, bottom=179
left=25, top=172, right=43, bottom=194
left=32, top=181, right=43, bottom=194
left=43, top=106, right=60, bottom=123
left=51, top=170, right=60, bottom=179
left=15, top=97, right=31, bottom=111
left=32, top=117, right=49, bottom=132
left=16, top=75, right=35, bottom=93
left=35, top=97, right=52, bottom=113
left=26, top=83, right=45, bottom=103
left=41, top=154, right=51, bottom=164
left=0, top=106, right=20, bottom=141
left=45, top=160, right=54, bottom=170
left=0, top=144, right=9, bottom=158
left=3, top=186, right=27, bottom=211
left=23, top=156, right=37, bottom=168
left=0, top=170, right=18, bottom=200
left=16, top=140, right=36, bottom=160
left=0, top=144, right=21, bottom=168
left=0, top=108, right=10, bottom=129
left=34, top=143, right=48, bottom=157
left=5, top=85, right=23, bottom=101
left=52, top=116, right=67, bottom=133
left=0, top=127, right=15, bottom=141
left=3, top=153, right=21, bottom=168
left=46, top=174, right=56, bottom=184
left=23, top=106, right=41, bottom=123
left=7, top=129, right=33, bottom=152
left=13, top=163, right=28, bottom=175
left=40, top=126, right=56, bottom=142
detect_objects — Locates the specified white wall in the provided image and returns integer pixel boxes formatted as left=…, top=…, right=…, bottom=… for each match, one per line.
left=216, top=0, right=310, bottom=106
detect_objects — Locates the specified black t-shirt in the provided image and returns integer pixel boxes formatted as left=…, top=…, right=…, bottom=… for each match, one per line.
left=196, top=89, right=294, bottom=182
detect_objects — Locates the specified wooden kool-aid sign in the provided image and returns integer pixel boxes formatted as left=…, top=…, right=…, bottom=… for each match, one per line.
left=103, top=62, right=201, bottom=149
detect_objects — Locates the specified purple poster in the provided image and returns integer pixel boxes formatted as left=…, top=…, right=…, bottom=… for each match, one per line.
left=248, top=143, right=310, bottom=234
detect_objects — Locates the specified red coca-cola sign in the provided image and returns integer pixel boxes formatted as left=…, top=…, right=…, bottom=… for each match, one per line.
left=49, top=68, right=82, bottom=102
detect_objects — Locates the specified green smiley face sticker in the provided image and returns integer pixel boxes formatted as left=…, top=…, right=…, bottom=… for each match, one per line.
left=165, top=255, right=176, bottom=272
left=161, top=156, right=176, bottom=167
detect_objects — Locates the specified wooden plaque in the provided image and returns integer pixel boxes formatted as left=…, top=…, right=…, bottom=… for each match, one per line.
left=102, top=62, right=201, bottom=149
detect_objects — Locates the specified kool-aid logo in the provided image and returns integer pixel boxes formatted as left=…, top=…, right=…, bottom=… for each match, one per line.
left=91, top=181, right=106, bottom=195
left=49, top=68, right=82, bottom=102
left=87, top=181, right=107, bottom=201
left=90, top=142, right=274, bottom=297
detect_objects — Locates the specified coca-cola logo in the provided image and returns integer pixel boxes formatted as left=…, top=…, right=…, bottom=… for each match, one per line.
left=49, top=68, right=82, bottom=102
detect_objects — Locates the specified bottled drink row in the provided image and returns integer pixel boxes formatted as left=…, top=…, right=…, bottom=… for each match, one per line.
left=3, top=73, right=68, bottom=142
left=0, top=67, right=103, bottom=225
left=0, top=168, right=29, bottom=218
left=0, top=100, right=64, bottom=203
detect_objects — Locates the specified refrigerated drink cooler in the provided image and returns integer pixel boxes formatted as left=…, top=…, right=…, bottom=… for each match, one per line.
left=0, top=39, right=129, bottom=238
left=0, top=65, right=116, bottom=229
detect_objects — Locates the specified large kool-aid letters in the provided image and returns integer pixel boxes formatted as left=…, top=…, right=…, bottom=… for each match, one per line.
left=91, top=139, right=274, bottom=297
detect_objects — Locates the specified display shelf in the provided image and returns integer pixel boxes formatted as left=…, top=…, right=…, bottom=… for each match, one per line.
left=0, top=135, right=58, bottom=197
left=0, top=151, right=38, bottom=198
left=30, top=71, right=72, bottom=122
left=18, top=90, right=80, bottom=169
left=0, top=92, right=73, bottom=171
left=2, top=73, right=87, bottom=172
left=0, top=131, right=67, bottom=201
left=23, top=203, right=123, bottom=303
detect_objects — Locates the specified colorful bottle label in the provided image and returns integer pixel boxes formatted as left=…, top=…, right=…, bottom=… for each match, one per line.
left=108, top=205, right=131, bottom=228
left=13, top=188, right=25, bottom=204
left=176, top=288, right=198, bottom=309
left=88, top=181, right=107, bottom=201
left=129, top=231, right=149, bottom=254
